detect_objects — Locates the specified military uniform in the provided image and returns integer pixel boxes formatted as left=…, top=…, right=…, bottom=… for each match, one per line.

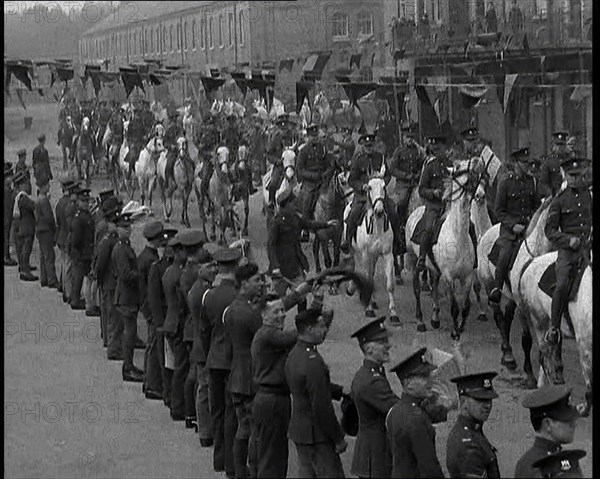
left=35, top=188, right=58, bottom=287
left=544, top=157, right=592, bottom=343
left=332, top=130, right=355, bottom=170
left=57, top=182, right=79, bottom=302
left=13, top=173, right=37, bottom=280
left=95, top=228, right=119, bottom=352
left=539, top=132, right=570, bottom=198
left=266, top=120, right=297, bottom=166
left=111, top=221, right=142, bottom=380
left=4, top=163, right=17, bottom=266
left=532, top=449, right=586, bottom=478
left=249, top=122, right=267, bottom=184
left=490, top=148, right=540, bottom=301
left=516, top=437, right=564, bottom=478
left=447, top=372, right=501, bottom=479
left=32, top=136, right=53, bottom=188
left=69, top=192, right=95, bottom=309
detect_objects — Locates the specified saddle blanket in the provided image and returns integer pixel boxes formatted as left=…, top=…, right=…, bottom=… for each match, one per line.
left=538, top=260, right=588, bottom=301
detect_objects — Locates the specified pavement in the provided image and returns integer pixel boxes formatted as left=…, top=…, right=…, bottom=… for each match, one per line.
left=4, top=103, right=593, bottom=478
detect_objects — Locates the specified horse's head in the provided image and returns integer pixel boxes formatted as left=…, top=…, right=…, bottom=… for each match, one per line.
left=217, top=146, right=230, bottom=173
left=473, top=182, right=486, bottom=205
left=177, top=136, right=188, bottom=158
left=282, top=149, right=296, bottom=180
left=365, top=177, right=386, bottom=216
left=155, top=123, right=165, bottom=138
left=448, top=155, right=485, bottom=199
left=82, top=117, right=90, bottom=132
left=237, top=145, right=249, bottom=170
left=147, top=136, right=165, bottom=155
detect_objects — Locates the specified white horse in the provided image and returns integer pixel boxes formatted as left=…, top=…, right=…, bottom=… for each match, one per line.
left=134, top=136, right=165, bottom=207
left=477, top=200, right=553, bottom=382
left=405, top=156, right=484, bottom=338
left=518, top=250, right=592, bottom=416
left=344, top=174, right=398, bottom=322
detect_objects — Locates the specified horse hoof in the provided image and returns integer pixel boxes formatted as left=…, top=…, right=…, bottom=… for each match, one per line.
left=365, top=309, right=376, bottom=318
left=450, top=330, right=460, bottom=340
left=395, top=276, right=404, bottom=286
left=417, top=323, right=426, bottom=333
left=431, top=319, right=440, bottom=329
left=389, top=315, right=401, bottom=326
left=477, top=313, right=488, bottom=322
left=576, top=403, right=590, bottom=417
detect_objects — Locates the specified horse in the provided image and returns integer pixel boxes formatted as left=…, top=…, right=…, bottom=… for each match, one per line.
left=313, top=91, right=333, bottom=127
left=73, top=117, right=96, bottom=185
left=312, top=170, right=353, bottom=293
left=477, top=200, right=553, bottom=383
left=133, top=136, right=165, bottom=206
left=405, top=155, right=484, bottom=338
left=229, top=145, right=252, bottom=236
left=344, top=173, right=399, bottom=322
left=208, top=146, right=238, bottom=244
left=157, top=136, right=195, bottom=226
left=517, top=250, right=593, bottom=416
left=57, top=115, right=77, bottom=171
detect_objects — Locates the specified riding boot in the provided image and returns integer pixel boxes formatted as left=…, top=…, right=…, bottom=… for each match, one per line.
left=340, top=220, right=357, bottom=254
left=469, top=221, right=478, bottom=268
left=546, top=259, right=572, bottom=345
left=417, top=233, right=431, bottom=271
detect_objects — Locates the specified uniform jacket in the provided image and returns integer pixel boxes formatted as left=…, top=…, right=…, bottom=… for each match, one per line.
left=297, top=139, right=334, bottom=184
left=545, top=186, right=592, bottom=251
left=35, top=194, right=56, bottom=235
left=111, top=238, right=140, bottom=308
left=4, top=182, right=14, bottom=227
left=349, top=149, right=389, bottom=201
left=32, top=145, right=52, bottom=185
left=446, top=415, right=500, bottom=479
left=147, top=256, right=172, bottom=327
left=161, top=262, right=185, bottom=335
left=389, top=144, right=424, bottom=185
left=418, top=156, right=448, bottom=211
left=54, top=194, right=70, bottom=249
left=64, top=200, right=77, bottom=251
left=514, top=436, right=563, bottom=478
left=137, top=246, right=159, bottom=319
left=267, top=129, right=297, bottom=164
left=95, top=232, right=118, bottom=291
left=495, top=171, right=540, bottom=239
left=187, top=278, right=212, bottom=364
left=333, top=136, right=355, bottom=168
left=268, top=204, right=329, bottom=279
left=538, top=153, right=565, bottom=198
left=69, top=209, right=95, bottom=261
left=285, top=339, right=345, bottom=446
left=251, top=326, right=297, bottom=394
left=267, top=163, right=285, bottom=204
left=14, top=161, right=30, bottom=184
left=385, top=393, right=444, bottom=478
left=223, top=298, right=263, bottom=396
left=180, top=259, right=199, bottom=342
left=16, top=193, right=36, bottom=236
left=350, top=359, right=399, bottom=478
left=200, top=278, right=238, bottom=370
left=198, top=123, right=220, bottom=153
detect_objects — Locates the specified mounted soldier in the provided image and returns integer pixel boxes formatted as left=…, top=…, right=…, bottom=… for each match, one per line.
left=331, top=126, right=355, bottom=171
left=341, top=133, right=403, bottom=254
left=296, top=123, right=336, bottom=242
left=539, top=131, right=570, bottom=199
left=222, top=113, right=240, bottom=162
left=163, top=105, right=185, bottom=186
left=124, top=102, right=147, bottom=178
left=266, top=114, right=297, bottom=167
left=196, top=113, right=221, bottom=200
left=58, top=114, right=77, bottom=171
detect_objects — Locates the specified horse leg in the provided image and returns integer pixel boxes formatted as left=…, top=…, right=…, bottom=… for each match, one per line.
left=458, top=276, right=474, bottom=334
left=322, top=235, right=333, bottom=270
left=521, top=326, right=537, bottom=389
left=473, top=274, right=488, bottom=322
left=313, top=235, right=322, bottom=273
left=413, top=262, right=425, bottom=332
left=365, top=255, right=378, bottom=318
left=500, top=300, right=518, bottom=371
left=430, top=269, right=441, bottom=331
left=148, top=176, right=155, bottom=208
left=242, top=197, right=249, bottom=236
left=385, top=253, right=400, bottom=325
left=394, top=251, right=404, bottom=286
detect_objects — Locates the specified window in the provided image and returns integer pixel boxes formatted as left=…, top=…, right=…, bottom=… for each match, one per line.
left=184, top=21, right=188, bottom=50
left=134, top=31, right=137, bottom=55
left=192, top=20, right=197, bottom=49
left=163, top=26, right=167, bottom=52
left=238, top=10, right=244, bottom=45
left=200, top=18, right=206, bottom=49
left=219, top=14, right=223, bottom=47
left=156, top=28, right=160, bottom=53
left=177, top=24, right=181, bottom=51
left=228, top=12, right=234, bottom=46
left=209, top=17, right=214, bottom=48
left=144, top=30, right=148, bottom=55
left=170, top=25, right=174, bottom=52
left=150, top=28, right=154, bottom=54
left=332, top=12, right=349, bottom=38
left=357, top=11, right=373, bottom=36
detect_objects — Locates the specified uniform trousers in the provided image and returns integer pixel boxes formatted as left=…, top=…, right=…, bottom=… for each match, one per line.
left=551, top=248, right=583, bottom=328
left=143, top=315, right=162, bottom=393
left=106, top=299, right=124, bottom=358
left=231, top=392, right=256, bottom=478
left=156, top=330, right=173, bottom=405
left=196, top=362, right=212, bottom=441
left=294, top=442, right=345, bottom=478
left=71, top=258, right=91, bottom=305
left=209, top=368, right=238, bottom=476
left=169, top=333, right=190, bottom=418
left=114, top=305, right=139, bottom=371
left=184, top=346, right=197, bottom=419
left=60, top=248, right=73, bottom=301
left=494, top=235, right=521, bottom=289
left=100, top=288, right=114, bottom=348
left=252, top=390, right=291, bottom=478
left=36, top=231, right=58, bottom=285
left=83, top=277, right=100, bottom=311
left=16, top=233, right=35, bottom=274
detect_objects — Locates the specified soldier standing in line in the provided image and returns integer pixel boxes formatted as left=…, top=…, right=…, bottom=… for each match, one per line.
left=386, top=347, right=450, bottom=478
left=532, top=449, right=586, bottom=479
left=111, top=212, right=144, bottom=382
left=544, top=156, right=592, bottom=345
left=187, top=250, right=218, bottom=446
left=349, top=318, right=398, bottom=479
left=57, top=181, right=80, bottom=302
left=94, top=209, right=120, bottom=353
left=4, top=162, right=18, bottom=267
left=69, top=188, right=95, bottom=311
left=160, top=233, right=187, bottom=418
left=146, top=230, right=178, bottom=403
left=138, top=221, right=166, bottom=392
left=515, top=385, right=581, bottom=478
left=32, top=134, right=53, bottom=191
left=446, top=372, right=501, bottom=478
left=201, top=248, right=242, bottom=477
left=539, top=131, right=570, bottom=199
left=54, top=180, right=75, bottom=291
left=285, top=308, right=348, bottom=478
left=12, top=170, right=38, bottom=281
left=34, top=181, right=59, bottom=288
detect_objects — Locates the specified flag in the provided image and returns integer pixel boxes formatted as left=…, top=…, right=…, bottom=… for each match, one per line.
left=340, top=82, right=378, bottom=106
left=230, top=72, right=248, bottom=95
left=89, top=71, right=102, bottom=97
left=120, top=69, right=145, bottom=97
left=278, top=59, right=294, bottom=73
left=9, top=65, right=32, bottom=91
left=349, top=53, right=361, bottom=69
left=459, top=84, right=489, bottom=109
left=503, top=73, right=518, bottom=113
left=296, top=81, right=312, bottom=114
left=56, top=67, right=74, bottom=82
left=16, top=89, right=27, bottom=109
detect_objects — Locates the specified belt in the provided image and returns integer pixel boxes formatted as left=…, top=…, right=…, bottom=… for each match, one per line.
left=257, top=385, right=290, bottom=396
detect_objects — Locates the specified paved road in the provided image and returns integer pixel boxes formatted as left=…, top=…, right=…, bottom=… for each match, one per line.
left=4, top=104, right=592, bottom=478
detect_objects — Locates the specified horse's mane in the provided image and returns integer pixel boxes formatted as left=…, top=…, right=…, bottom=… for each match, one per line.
left=525, top=197, right=552, bottom=237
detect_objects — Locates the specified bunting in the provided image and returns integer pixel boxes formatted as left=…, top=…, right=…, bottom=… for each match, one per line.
left=200, top=76, right=226, bottom=97
left=349, top=53, right=361, bottom=69
left=503, top=73, right=518, bottom=113
left=7, top=64, right=33, bottom=91
left=570, top=85, right=592, bottom=103
left=340, top=82, right=378, bottom=106
left=278, top=59, right=294, bottom=73
left=16, top=88, right=27, bottom=109
left=56, top=66, right=74, bottom=83
left=187, top=75, right=202, bottom=100
left=230, top=72, right=249, bottom=95
left=296, top=81, right=313, bottom=114
left=89, top=71, right=102, bottom=97
left=459, top=84, right=488, bottom=109
left=120, top=68, right=145, bottom=98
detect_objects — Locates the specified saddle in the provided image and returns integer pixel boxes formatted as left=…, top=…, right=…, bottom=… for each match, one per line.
left=538, top=255, right=590, bottom=301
